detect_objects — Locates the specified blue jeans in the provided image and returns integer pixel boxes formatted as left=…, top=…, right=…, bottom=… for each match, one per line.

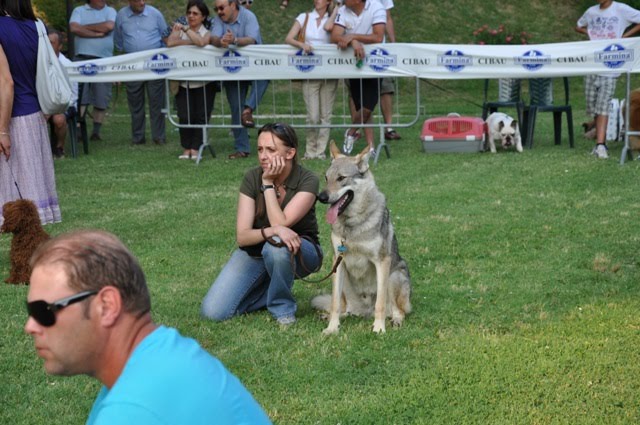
left=223, top=79, right=270, bottom=153
left=201, top=237, right=322, bottom=321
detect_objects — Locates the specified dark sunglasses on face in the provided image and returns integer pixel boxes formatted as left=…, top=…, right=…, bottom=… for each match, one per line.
left=26, top=290, right=97, bottom=327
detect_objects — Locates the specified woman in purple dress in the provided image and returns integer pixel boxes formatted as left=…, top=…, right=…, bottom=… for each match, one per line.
left=0, top=0, right=61, bottom=226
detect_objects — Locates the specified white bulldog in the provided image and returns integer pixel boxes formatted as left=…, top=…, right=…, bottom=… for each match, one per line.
left=486, top=112, right=523, bottom=153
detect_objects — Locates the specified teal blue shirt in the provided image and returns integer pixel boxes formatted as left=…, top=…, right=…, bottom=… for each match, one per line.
left=86, top=326, right=271, bottom=425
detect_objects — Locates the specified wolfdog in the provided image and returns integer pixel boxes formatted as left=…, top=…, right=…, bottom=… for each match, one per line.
left=313, top=142, right=412, bottom=334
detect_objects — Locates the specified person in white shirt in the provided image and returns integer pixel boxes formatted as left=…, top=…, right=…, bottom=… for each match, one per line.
left=575, top=0, right=640, bottom=159
left=331, top=0, right=386, bottom=155
left=47, top=30, right=79, bottom=158
left=285, top=0, right=339, bottom=160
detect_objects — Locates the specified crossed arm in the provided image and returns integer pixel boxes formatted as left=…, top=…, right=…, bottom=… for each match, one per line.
left=70, top=20, right=115, bottom=38
left=236, top=191, right=316, bottom=254
left=331, top=23, right=385, bottom=59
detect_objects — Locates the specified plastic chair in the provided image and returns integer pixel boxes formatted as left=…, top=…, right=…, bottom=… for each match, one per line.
left=481, top=79, right=525, bottom=125
left=524, top=77, right=575, bottom=149
left=49, top=109, right=81, bottom=158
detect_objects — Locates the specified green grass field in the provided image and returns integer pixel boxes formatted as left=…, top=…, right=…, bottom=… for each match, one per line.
left=4, top=1, right=640, bottom=424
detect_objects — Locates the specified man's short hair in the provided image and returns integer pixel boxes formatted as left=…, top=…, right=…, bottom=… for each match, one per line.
left=30, top=230, right=151, bottom=315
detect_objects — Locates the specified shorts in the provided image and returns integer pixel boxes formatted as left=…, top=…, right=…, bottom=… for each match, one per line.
left=585, top=74, right=617, bottom=116
left=80, top=81, right=112, bottom=109
left=348, top=78, right=380, bottom=112
left=74, top=55, right=112, bottom=109
left=380, top=77, right=395, bottom=95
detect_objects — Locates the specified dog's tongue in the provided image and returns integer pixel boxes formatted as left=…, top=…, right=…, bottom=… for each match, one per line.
left=326, top=203, right=340, bottom=224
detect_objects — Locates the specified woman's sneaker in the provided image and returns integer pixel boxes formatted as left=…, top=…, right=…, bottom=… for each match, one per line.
left=343, top=130, right=357, bottom=154
left=592, top=144, right=609, bottom=159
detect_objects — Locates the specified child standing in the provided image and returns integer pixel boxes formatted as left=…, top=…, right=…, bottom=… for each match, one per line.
left=576, top=0, right=640, bottom=159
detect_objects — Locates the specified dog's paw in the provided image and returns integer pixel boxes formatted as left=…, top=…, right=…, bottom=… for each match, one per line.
left=322, top=325, right=340, bottom=335
left=391, top=316, right=404, bottom=327
left=323, top=317, right=341, bottom=334
left=372, top=320, right=386, bottom=333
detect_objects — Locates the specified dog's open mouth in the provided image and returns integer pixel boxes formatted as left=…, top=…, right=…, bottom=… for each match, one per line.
left=326, top=190, right=354, bottom=224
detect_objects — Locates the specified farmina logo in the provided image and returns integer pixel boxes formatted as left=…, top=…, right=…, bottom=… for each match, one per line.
left=77, top=63, right=106, bottom=76
left=215, top=50, right=250, bottom=74
left=595, top=44, right=634, bottom=69
left=143, top=53, right=177, bottom=75
left=438, top=50, right=472, bottom=73
left=514, top=50, right=551, bottom=72
left=288, top=50, right=322, bottom=73
left=368, top=48, right=397, bottom=72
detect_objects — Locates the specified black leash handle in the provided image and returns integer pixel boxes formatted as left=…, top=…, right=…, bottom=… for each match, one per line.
left=260, top=227, right=338, bottom=283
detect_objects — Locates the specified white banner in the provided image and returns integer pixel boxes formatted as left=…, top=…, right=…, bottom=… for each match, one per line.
left=66, top=39, right=640, bottom=83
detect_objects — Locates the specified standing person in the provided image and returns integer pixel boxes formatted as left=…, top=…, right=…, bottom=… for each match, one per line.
left=114, top=0, right=168, bottom=145
left=25, top=230, right=272, bottom=424
left=285, top=0, right=339, bottom=160
left=331, top=0, right=386, bottom=155
left=378, top=0, right=401, bottom=141
left=0, top=0, right=62, bottom=226
left=575, top=0, right=640, bottom=159
left=210, top=0, right=270, bottom=159
left=201, top=123, right=322, bottom=326
left=69, top=0, right=117, bottom=142
left=47, top=29, right=79, bottom=159
left=165, top=0, right=217, bottom=160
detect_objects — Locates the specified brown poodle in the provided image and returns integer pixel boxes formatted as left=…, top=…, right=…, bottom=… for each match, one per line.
left=1, top=200, right=50, bottom=284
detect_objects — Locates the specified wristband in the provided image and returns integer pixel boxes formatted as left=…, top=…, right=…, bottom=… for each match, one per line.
left=260, top=184, right=275, bottom=192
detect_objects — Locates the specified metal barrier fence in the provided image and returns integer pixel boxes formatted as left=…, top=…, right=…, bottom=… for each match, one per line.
left=163, top=77, right=422, bottom=165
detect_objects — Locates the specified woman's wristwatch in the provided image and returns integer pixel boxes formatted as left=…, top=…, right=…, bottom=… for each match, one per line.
left=260, top=184, right=275, bottom=193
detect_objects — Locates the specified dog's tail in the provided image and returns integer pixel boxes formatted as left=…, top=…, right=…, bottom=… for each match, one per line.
left=311, top=294, right=332, bottom=312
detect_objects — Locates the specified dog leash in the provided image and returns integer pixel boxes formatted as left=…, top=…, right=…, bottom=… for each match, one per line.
left=260, top=227, right=345, bottom=283
left=6, top=159, right=23, bottom=199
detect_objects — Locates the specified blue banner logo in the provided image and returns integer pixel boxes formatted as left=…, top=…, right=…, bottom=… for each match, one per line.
left=143, top=53, right=176, bottom=75
left=515, top=50, right=551, bottom=72
left=215, top=50, right=249, bottom=74
left=368, top=48, right=396, bottom=72
left=289, top=50, right=322, bottom=73
left=595, top=44, right=634, bottom=69
left=77, top=63, right=105, bottom=76
left=438, top=50, right=472, bottom=73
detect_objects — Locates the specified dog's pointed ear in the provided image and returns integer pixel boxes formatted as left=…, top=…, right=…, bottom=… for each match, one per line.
left=498, top=121, right=505, bottom=130
left=329, top=141, right=344, bottom=159
left=355, top=146, right=371, bottom=173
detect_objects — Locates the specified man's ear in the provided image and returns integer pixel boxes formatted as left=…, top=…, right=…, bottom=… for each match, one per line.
left=94, top=286, right=122, bottom=328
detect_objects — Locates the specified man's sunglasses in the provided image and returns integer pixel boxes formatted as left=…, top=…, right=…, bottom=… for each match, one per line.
left=26, top=290, right=97, bottom=327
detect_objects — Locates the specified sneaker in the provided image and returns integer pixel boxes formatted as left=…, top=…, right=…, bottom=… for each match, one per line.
left=592, top=144, right=609, bottom=159
left=384, top=130, right=401, bottom=140
left=343, top=130, right=356, bottom=154
left=277, top=316, right=296, bottom=327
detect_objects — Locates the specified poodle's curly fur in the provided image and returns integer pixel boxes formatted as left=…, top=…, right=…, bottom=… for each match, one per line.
left=1, top=200, right=50, bottom=284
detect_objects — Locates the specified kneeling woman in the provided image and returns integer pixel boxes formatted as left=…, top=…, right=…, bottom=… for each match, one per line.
left=201, top=123, right=322, bottom=325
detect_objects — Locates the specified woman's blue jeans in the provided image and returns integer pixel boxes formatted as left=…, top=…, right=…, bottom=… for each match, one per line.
left=201, top=237, right=322, bottom=321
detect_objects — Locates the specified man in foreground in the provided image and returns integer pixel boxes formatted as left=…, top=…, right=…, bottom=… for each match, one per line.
left=25, top=229, right=271, bottom=424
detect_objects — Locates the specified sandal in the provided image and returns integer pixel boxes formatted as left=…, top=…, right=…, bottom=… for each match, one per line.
left=228, top=151, right=250, bottom=159
left=241, top=108, right=255, bottom=128
left=280, top=0, right=288, bottom=9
